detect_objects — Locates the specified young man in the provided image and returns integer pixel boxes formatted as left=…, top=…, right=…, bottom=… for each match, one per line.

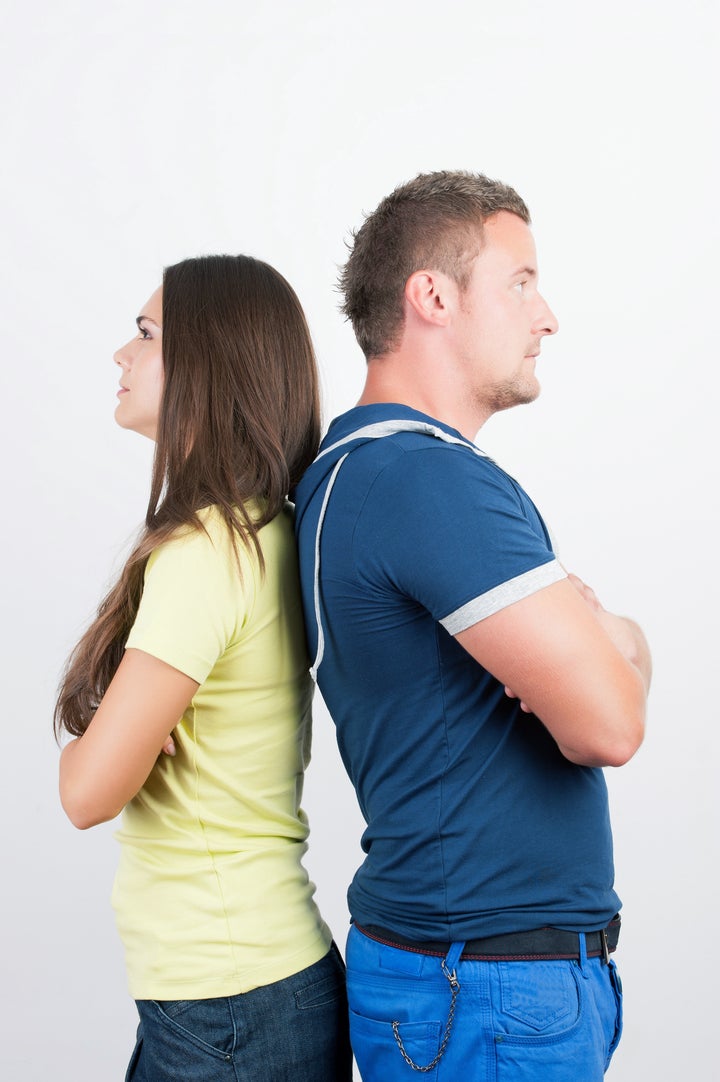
left=295, top=171, right=651, bottom=1080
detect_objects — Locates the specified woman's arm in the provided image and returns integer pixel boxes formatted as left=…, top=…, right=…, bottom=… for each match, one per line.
left=59, top=648, right=198, bottom=829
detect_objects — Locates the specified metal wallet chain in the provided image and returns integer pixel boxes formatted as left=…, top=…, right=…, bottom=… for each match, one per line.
left=391, top=956, right=460, bottom=1072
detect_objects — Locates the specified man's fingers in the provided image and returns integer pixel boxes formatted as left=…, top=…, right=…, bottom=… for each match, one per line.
left=505, top=686, right=532, bottom=712
left=567, top=573, right=602, bottom=612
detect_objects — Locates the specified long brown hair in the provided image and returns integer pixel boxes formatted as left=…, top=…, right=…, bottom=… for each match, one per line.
left=55, top=254, right=320, bottom=738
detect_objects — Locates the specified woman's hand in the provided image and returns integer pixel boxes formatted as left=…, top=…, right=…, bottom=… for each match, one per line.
left=161, top=736, right=176, bottom=756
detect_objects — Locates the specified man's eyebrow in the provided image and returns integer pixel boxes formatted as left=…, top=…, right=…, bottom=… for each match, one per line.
left=136, top=315, right=160, bottom=328
left=512, top=266, right=537, bottom=278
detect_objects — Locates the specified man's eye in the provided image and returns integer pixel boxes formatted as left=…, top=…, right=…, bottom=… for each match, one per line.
left=514, top=281, right=526, bottom=294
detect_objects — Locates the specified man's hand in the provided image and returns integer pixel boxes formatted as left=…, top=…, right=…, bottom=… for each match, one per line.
left=565, top=572, right=602, bottom=612
left=504, top=686, right=532, bottom=712
left=565, top=571, right=652, bottom=691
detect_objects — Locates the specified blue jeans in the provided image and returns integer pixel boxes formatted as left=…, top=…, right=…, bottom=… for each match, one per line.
left=346, top=925, right=623, bottom=1081
left=126, top=945, right=352, bottom=1082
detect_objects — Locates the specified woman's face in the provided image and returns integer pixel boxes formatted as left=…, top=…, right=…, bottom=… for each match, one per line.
left=114, top=285, right=164, bottom=440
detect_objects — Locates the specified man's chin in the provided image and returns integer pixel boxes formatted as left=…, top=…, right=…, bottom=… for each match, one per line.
left=491, top=380, right=541, bottom=412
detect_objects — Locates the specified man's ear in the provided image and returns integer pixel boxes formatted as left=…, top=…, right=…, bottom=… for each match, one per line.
left=404, top=269, right=456, bottom=328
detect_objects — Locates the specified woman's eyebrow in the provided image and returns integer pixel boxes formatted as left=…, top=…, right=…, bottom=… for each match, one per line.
left=136, top=315, right=160, bottom=329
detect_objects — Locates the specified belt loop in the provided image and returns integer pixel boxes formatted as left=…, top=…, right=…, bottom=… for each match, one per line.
left=443, top=940, right=465, bottom=978
left=578, top=932, right=590, bottom=978
left=600, top=928, right=610, bottom=965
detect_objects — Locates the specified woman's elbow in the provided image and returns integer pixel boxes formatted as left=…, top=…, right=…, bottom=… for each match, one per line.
left=60, top=785, right=119, bottom=830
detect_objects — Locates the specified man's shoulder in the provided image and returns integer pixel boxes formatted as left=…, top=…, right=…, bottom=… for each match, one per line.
left=294, top=404, right=530, bottom=546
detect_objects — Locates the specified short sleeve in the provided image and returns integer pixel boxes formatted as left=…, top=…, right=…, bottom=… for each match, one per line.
left=354, top=444, right=565, bottom=634
left=125, top=517, right=248, bottom=683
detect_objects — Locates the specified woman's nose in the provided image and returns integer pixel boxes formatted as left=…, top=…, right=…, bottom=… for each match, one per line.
left=114, top=345, right=131, bottom=369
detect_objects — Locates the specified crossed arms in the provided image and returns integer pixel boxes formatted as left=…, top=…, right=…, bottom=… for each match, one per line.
left=456, top=571, right=651, bottom=768
left=60, top=571, right=650, bottom=830
left=59, top=649, right=198, bottom=830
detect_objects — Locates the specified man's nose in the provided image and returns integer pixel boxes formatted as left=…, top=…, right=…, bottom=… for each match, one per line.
left=534, top=294, right=559, bottom=336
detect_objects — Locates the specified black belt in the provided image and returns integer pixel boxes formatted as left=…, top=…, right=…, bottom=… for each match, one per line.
left=358, top=916, right=620, bottom=964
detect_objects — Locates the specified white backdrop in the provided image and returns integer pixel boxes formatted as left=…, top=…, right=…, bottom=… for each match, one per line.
left=1, top=2, right=717, bottom=1078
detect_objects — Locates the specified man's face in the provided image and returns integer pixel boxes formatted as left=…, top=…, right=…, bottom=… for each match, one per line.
left=452, top=211, right=558, bottom=419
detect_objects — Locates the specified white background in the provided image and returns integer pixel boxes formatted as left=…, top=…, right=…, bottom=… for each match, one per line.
left=1, top=1, right=717, bottom=1078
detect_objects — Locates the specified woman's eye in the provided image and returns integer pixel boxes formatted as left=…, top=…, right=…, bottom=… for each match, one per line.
left=138, top=327, right=151, bottom=340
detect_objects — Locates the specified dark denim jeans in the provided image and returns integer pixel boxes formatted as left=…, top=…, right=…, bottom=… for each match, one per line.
left=126, top=945, right=352, bottom=1082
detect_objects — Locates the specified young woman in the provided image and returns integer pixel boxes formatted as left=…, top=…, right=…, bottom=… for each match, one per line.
left=55, top=255, right=351, bottom=1082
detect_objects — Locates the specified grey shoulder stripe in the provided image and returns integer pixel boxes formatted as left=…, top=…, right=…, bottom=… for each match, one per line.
left=440, top=561, right=567, bottom=635
left=310, top=417, right=489, bottom=679
left=315, top=420, right=489, bottom=461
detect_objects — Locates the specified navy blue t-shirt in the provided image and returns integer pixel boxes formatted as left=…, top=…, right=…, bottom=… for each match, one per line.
left=294, top=404, right=620, bottom=940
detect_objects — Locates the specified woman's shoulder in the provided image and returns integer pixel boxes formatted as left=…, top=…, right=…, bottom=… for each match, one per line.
left=149, top=502, right=295, bottom=567
left=155, top=503, right=295, bottom=568
left=204, top=502, right=295, bottom=554
left=145, top=508, right=238, bottom=582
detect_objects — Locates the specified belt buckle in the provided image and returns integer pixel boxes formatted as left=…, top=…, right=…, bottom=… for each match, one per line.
left=600, top=928, right=610, bottom=965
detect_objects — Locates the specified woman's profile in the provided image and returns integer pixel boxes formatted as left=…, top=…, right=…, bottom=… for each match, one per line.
left=55, top=255, right=351, bottom=1081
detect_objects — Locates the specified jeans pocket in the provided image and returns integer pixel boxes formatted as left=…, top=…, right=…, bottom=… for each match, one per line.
left=493, top=963, right=609, bottom=1082
left=146, top=998, right=235, bottom=1060
left=295, top=972, right=346, bottom=1010
left=350, top=1008, right=443, bottom=1080
left=294, top=947, right=348, bottom=1010
left=497, top=961, right=581, bottom=1033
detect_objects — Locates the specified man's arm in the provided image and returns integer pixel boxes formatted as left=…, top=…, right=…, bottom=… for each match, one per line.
left=456, top=575, right=651, bottom=767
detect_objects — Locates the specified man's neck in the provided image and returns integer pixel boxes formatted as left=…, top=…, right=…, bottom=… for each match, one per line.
left=357, top=353, right=489, bottom=441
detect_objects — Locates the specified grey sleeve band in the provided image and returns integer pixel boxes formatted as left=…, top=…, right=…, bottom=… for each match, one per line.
left=440, top=560, right=567, bottom=635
